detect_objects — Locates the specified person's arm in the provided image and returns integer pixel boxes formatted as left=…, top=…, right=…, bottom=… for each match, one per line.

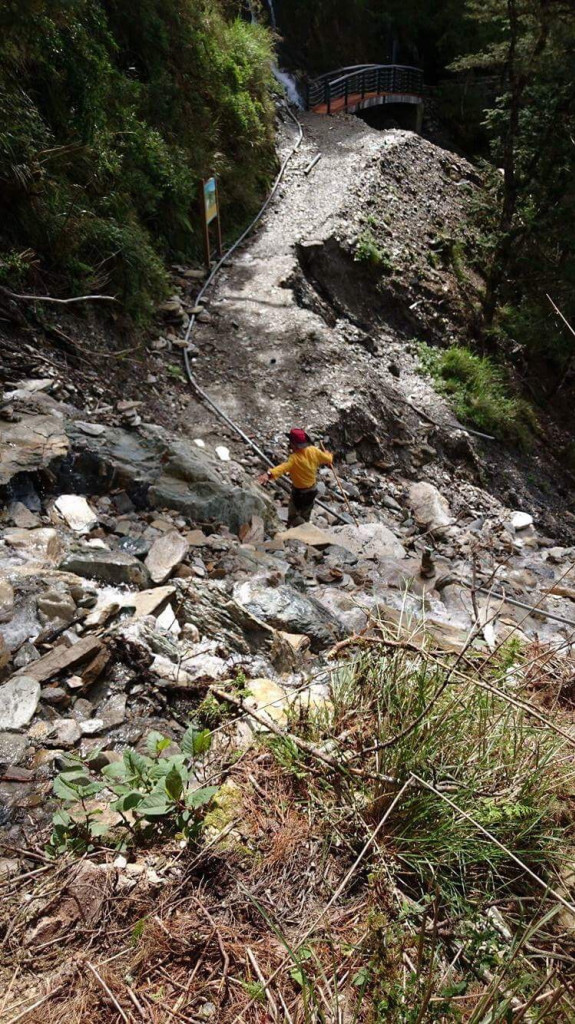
left=257, top=457, right=291, bottom=486
left=316, top=447, right=334, bottom=467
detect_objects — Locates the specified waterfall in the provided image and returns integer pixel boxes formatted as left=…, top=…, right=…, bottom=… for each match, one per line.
left=250, top=0, right=303, bottom=109
left=267, top=0, right=277, bottom=29
left=272, top=67, right=304, bottom=108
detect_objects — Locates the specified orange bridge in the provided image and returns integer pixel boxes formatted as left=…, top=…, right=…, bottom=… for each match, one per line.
left=306, top=64, right=424, bottom=122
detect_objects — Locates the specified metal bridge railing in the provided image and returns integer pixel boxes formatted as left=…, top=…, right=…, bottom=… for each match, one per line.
left=307, top=64, right=424, bottom=113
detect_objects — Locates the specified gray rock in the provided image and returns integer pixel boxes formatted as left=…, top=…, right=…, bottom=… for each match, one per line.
left=0, top=579, right=14, bottom=623
left=0, top=413, right=69, bottom=486
left=99, top=693, right=127, bottom=729
left=117, top=536, right=150, bottom=558
left=36, top=589, right=76, bottom=626
left=8, top=502, right=40, bottom=528
left=65, top=421, right=274, bottom=533
left=0, top=676, right=41, bottom=731
left=13, top=642, right=40, bottom=670
left=0, top=732, right=28, bottom=765
left=46, top=718, right=82, bottom=748
left=60, top=549, right=150, bottom=589
left=145, top=530, right=189, bottom=584
left=175, top=579, right=295, bottom=668
left=233, top=579, right=344, bottom=651
left=408, top=482, right=452, bottom=532
left=41, top=686, right=69, bottom=706
left=326, top=523, right=406, bottom=560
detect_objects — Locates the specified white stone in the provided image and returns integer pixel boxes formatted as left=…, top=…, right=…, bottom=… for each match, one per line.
left=145, top=530, right=189, bottom=584
left=193, top=438, right=206, bottom=448
left=0, top=676, right=41, bottom=731
left=510, top=511, right=533, bottom=531
left=408, top=481, right=452, bottom=531
left=54, top=494, right=98, bottom=534
left=215, top=445, right=230, bottom=462
left=156, top=604, right=182, bottom=635
left=80, top=718, right=105, bottom=736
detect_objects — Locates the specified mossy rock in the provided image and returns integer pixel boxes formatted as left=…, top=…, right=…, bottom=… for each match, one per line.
left=203, top=779, right=254, bottom=858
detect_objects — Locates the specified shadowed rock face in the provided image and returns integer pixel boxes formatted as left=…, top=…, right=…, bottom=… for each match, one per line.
left=62, top=421, right=274, bottom=533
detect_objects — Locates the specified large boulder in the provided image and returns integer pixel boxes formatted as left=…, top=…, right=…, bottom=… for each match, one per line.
left=60, top=549, right=150, bottom=588
left=233, top=579, right=344, bottom=651
left=174, top=579, right=295, bottom=668
left=325, top=522, right=406, bottom=560
left=0, top=413, right=69, bottom=486
left=64, top=422, right=274, bottom=533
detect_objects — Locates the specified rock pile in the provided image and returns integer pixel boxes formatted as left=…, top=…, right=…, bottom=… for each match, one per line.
left=1, top=376, right=575, bottom=847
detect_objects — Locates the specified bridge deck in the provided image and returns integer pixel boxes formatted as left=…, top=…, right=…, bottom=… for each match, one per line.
left=311, top=90, right=423, bottom=115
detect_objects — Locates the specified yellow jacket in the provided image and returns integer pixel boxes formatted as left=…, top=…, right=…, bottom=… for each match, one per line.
left=269, top=445, right=333, bottom=489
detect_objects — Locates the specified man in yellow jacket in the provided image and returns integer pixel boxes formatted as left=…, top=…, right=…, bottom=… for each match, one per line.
left=258, top=428, right=334, bottom=527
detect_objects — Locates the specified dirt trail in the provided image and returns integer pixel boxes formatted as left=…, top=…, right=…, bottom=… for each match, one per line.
left=183, top=113, right=418, bottom=443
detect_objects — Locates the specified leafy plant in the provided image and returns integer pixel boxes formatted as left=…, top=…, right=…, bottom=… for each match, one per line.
left=354, top=230, right=393, bottom=272
left=48, top=725, right=216, bottom=855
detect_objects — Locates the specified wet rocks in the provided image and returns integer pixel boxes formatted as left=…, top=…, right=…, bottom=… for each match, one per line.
left=4, top=527, right=63, bottom=564
left=145, top=530, right=189, bottom=584
left=176, top=579, right=295, bottom=666
left=0, top=676, right=41, bottom=731
left=60, top=549, right=151, bottom=588
left=53, top=494, right=98, bottom=534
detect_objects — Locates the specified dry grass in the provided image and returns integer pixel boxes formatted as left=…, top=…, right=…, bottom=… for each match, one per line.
left=2, top=638, right=575, bottom=1023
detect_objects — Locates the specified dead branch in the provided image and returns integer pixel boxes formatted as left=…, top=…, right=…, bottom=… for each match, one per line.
left=211, top=685, right=386, bottom=780
left=87, top=962, right=131, bottom=1023
left=0, top=285, right=118, bottom=305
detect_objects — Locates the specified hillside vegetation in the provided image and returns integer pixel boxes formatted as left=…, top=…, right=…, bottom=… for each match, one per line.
left=0, top=0, right=276, bottom=318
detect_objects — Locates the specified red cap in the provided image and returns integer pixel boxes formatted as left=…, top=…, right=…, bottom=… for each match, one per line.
left=289, top=428, right=307, bottom=445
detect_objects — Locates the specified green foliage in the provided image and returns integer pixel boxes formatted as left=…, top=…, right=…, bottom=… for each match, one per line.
left=0, top=0, right=276, bottom=318
left=48, top=725, right=216, bottom=855
left=418, top=342, right=537, bottom=445
left=354, top=230, right=393, bottom=272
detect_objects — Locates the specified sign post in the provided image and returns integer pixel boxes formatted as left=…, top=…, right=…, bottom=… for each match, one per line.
left=201, top=176, right=223, bottom=270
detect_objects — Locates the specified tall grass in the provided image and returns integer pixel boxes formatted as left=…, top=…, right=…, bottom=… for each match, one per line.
left=418, top=342, right=538, bottom=445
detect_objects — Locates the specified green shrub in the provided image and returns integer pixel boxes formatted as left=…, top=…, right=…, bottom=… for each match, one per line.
left=354, top=230, right=393, bottom=271
left=48, top=725, right=216, bottom=855
left=418, top=342, right=537, bottom=445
